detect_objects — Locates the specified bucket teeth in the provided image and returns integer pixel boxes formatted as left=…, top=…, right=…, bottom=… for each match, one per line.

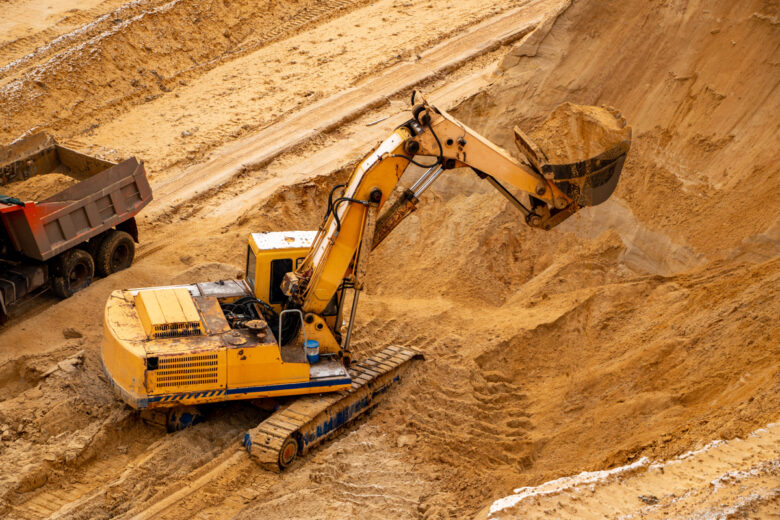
left=244, top=346, right=423, bottom=470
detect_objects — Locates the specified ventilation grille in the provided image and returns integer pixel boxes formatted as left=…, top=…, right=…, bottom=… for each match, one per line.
left=151, top=322, right=203, bottom=339
left=155, top=353, right=219, bottom=388
left=134, top=288, right=205, bottom=340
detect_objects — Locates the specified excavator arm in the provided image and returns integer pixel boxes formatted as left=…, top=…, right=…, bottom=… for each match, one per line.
left=282, top=98, right=630, bottom=355
left=411, top=104, right=569, bottom=207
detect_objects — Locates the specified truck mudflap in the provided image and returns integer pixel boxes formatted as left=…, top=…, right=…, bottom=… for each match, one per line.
left=243, top=346, right=423, bottom=471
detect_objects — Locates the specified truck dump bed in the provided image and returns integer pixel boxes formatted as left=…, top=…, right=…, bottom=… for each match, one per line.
left=0, top=134, right=152, bottom=261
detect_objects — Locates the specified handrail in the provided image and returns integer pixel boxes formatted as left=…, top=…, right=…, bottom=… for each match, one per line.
left=278, top=308, right=307, bottom=349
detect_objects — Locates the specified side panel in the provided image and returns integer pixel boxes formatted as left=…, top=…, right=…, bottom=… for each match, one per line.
left=226, top=343, right=309, bottom=388
left=147, top=350, right=227, bottom=395
left=102, top=301, right=148, bottom=407
left=302, top=315, right=341, bottom=355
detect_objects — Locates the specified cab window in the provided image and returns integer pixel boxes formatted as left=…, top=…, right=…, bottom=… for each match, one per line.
left=246, top=247, right=256, bottom=289
left=270, top=258, right=293, bottom=304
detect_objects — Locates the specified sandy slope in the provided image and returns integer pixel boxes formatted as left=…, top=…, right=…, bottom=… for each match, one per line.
left=487, top=423, right=779, bottom=519
left=0, top=0, right=522, bottom=175
left=1, top=0, right=779, bottom=518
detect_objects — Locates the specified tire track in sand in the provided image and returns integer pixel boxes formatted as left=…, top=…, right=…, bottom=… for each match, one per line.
left=148, top=1, right=556, bottom=217
left=0, top=0, right=376, bottom=141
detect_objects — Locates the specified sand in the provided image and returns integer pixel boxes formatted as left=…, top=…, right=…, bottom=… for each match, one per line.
left=528, top=102, right=630, bottom=164
left=486, top=423, right=780, bottom=519
left=0, top=0, right=520, bottom=174
left=0, top=0, right=778, bottom=518
left=1, top=173, right=78, bottom=201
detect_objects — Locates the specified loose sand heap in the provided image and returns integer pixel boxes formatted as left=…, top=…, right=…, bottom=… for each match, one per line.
left=528, top=103, right=631, bottom=164
left=1, top=173, right=78, bottom=201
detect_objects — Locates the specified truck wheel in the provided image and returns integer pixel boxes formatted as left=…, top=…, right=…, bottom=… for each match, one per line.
left=96, top=230, right=135, bottom=277
left=52, top=249, right=95, bottom=298
left=79, top=235, right=101, bottom=259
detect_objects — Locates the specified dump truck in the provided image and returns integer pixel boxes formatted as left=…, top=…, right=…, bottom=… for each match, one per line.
left=101, top=96, right=630, bottom=469
left=0, top=133, right=152, bottom=325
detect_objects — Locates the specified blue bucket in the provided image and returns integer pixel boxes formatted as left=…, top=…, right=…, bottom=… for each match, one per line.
left=305, top=340, right=320, bottom=364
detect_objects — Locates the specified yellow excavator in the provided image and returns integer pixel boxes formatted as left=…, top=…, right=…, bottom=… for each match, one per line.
left=101, top=96, right=630, bottom=470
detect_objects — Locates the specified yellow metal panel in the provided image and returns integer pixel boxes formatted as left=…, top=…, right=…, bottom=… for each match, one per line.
left=303, top=315, right=340, bottom=355
left=176, top=289, right=201, bottom=323
left=227, top=343, right=309, bottom=388
left=108, top=290, right=147, bottom=342
left=155, top=290, right=183, bottom=323
left=135, top=291, right=163, bottom=336
left=103, top=289, right=166, bottom=408
left=102, top=292, right=148, bottom=401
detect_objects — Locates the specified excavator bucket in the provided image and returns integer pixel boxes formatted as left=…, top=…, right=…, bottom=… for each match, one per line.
left=514, top=103, right=631, bottom=207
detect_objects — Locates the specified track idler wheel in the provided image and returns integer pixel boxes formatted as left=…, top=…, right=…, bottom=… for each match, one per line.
left=278, top=437, right=299, bottom=469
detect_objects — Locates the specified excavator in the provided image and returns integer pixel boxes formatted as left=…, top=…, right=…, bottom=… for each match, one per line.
left=101, top=95, right=630, bottom=470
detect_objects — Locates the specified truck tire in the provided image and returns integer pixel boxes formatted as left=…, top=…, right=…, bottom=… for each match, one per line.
left=79, top=235, right=101, bottom=260
left=95, top=230, right=135, bottom=277
left=52, top=249, right=95, bottom=298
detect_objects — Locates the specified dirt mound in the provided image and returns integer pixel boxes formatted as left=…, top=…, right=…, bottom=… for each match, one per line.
left=1, top=173, right=78, bottom=201
left=456, top=0, right=780, bottom=257
left=0, top=0, right=778, bottom=518
left=408, top=0, right=779, bottom=513
left=169, top=262, right=244, bottom=285
left=236, top=0, right=779, bottom=515
left=528, top=102, right=630, bottom=164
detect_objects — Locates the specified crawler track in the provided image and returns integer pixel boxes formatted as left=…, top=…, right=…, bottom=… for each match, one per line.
left=245, top=346, right=423, bottom=470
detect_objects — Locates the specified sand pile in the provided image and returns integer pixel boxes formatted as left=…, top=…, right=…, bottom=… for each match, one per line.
left=0, top=0, right=777, bottom=518
left=376, top=0, right=778, bottom=514
left=234, top=0, right=776, bottom=515
left=456, top=0, right=779, bottom=257
left=1, top=173, right=78, bottom=201
left=527, top=103, right=630, bottom=164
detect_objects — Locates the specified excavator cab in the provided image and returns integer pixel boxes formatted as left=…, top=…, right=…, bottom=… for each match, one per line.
left=246, top=231, right=315, bottom=314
